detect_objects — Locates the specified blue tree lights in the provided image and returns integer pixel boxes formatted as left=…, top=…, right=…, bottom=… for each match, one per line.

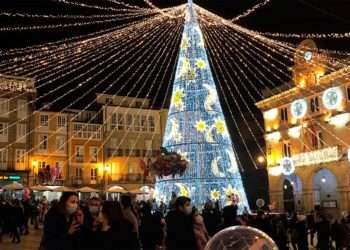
left=155, top=1, right=250, bottom=212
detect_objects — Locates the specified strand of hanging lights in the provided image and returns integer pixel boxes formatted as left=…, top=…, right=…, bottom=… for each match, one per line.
left=0, top=9, right=184, bottom=147
left=231, top=0, right=271, bottom=22
left=33, top=15, right=184, bottom=168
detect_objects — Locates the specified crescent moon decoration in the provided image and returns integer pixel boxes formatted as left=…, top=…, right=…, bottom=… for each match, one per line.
left=172, top=88, right=185, bottom=111
left=226, top=149, right=239, bottom=174
left=180, top=34, right=189, bottom=51
left=211, top=156, right=225, bottom=177
left=203, top=83, right=217, bottom=113
left=194, top=26, right=204, bottom=48
left=175, top=183, right=190, bottom=197
left=205, top=125, right=215, bottom=143
left=168, top=119, right=182, bottom=143
left=178, top=57, right=190, bottom=79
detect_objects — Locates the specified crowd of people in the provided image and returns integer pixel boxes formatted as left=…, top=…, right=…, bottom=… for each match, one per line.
left=0, top=196, right=47, bottom=244
left=1, top=193, right=350, bottom=250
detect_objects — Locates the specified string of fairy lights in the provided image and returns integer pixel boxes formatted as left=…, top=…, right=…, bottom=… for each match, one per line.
left=0, top=8, right=185, bottom=153
left=33, top=14, right=184, bottom=171
left=0, top=0, right=350, bottom=189
left=196, top=5, right=350, bottom=161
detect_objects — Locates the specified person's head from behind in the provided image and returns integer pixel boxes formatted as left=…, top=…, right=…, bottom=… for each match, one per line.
left=88, top=197, right=101, bottom=215
left=204, top=200, right=213, bottom=210
left=175, top=196, right=192, bottom=215
left=120, top=195, right=132, bottom=209
left=101, top=201, right=124, bottom=227
left=58, top=192, right=79, bottom=216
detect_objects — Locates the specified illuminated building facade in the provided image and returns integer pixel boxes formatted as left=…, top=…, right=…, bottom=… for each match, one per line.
left=256, top=40, right=350, bottom=215
left=97, top=94, right=167, bottom=191
left=0, top=75, right=35, bottom=186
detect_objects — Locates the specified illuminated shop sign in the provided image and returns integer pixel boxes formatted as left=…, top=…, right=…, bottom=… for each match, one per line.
left=292, top=146, right=340, bottom=167
left=0, top=175, right=21, bottom=181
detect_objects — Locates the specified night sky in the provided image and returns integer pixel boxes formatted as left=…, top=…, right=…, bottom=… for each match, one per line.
left=1, top=0, right=349, bottom=208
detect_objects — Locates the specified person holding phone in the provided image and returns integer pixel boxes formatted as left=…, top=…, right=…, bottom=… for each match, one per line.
left=40, top=192, right=81, bottom=250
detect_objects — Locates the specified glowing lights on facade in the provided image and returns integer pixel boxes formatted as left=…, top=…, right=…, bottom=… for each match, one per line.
left=322, top=87, right=343, bottom=110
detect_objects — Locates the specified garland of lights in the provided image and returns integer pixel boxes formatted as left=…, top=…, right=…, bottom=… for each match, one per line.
left=256, top=31, right=350, bottom=39
left=0, top=14, right=182, bottom=150
left=22, top=15, right=184, bottom=164
left=202, top=24, right=266, bottom=163
left=231, top=0, right=271, bottom=22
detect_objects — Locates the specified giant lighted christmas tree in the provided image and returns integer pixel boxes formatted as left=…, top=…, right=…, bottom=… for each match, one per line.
left=155, top=0, right=250, bottom=212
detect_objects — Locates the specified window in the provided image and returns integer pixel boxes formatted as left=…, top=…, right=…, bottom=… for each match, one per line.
left=145, top=140, right=152, bottom=156
left=38, top=161, right=46, bottom=169
left=15, top=149, right=25, bottom=163
left=91, top=168, right=97, bottom=180
left=0, top=123, right=8, bottom=142
left=118, top=114, right=124, bottom=130
left=0, top=149, right=7, bottom=170
left=313, top=131, right=324, bottom=149
left=75, top=145, right=84, bottom=162
left=73, top=123, right=101, bottom=140
left=0, top=98, right=9, bottom=117
left=280, top=107, right=288, bottom=123
left=111, top=113, right=117, bottom=129
left=17, top=100, right=27, bottom=118
left=141, top=115, right=147, bottom=131
left=310, top=96, right=320, bottom=113
left=40, top=115, right=49, bottom=127
left=134, top=115, right=140, bottom=131
left=56, top=136, right=65, bottom=152
left=76, top=168, right=83, bottom=179
left=347, top=86, right=350, bottom=101
left=126, top=114, right=132, bottom=130
left=148, top=116, right=155, bottom=132
left=16, top=124, right=26, bottom=141
left=89, top=146, right=98, bottom=163
left=282, top=143, right=291, bottom=157
left=39, top=134, right=48, bottom=150
left=57, top=116, right=66, bottom=127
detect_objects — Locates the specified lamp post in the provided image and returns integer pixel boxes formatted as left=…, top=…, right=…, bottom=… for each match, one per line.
left=32, top=160, right=38, bottom=185
left=104, top=164, right=111, bottom=199
left=257, top=156, right=265, bottom=165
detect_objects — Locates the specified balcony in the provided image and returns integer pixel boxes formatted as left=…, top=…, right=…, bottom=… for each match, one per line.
left=75, top=155, right=84, bottom=163
left=112, top=174, right=154, bottom=184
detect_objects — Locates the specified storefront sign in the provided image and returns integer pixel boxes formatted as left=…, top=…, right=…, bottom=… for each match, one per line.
left=292, top=146, right=340, bottom=167
left=0, top=175, right=21, bottom=181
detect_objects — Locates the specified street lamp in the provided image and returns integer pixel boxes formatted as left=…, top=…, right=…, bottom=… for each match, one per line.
left=257, top=156, right=265, bottom=164
left=104, top=164, right=111, bottom=197
left=32, top=160, right=38, bottom=184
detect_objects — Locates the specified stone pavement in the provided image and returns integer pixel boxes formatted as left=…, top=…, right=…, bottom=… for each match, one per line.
left=0, top=227, right=42, bottom=250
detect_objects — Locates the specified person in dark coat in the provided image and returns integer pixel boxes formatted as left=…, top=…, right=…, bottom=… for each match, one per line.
left=139, top=203, right=163, bottom=250
left=9, top=199, right=23, bottom=244
left=306, top=211, right=315, bottom=246
left=95, top=201, right=135, bottom=250
left=40, top=192, right=80, bottom=250
left=295, top=215, right=308, bottom=250
left=22, top=198, right=31, bottom=234
left=222, top=198, right=238, bottom=229
left=165, top=196, right=196, bottom=250
left=202, top=201, right=221, bottom=236
left=316, top=215, right=331, bottom=250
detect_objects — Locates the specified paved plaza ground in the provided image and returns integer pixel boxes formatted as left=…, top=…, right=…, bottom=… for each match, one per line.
left=0, top=226, right=321, bottom=250
left=1, top=227, right=42, bottom=250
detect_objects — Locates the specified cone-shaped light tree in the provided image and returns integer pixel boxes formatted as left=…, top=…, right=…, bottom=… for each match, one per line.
left=155, top=0, right=250, bottom=212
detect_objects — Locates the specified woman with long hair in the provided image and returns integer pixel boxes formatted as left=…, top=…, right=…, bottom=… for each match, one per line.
left=96, top=201, right=135, bottom=250
left=40, top=192, right=81, bottom=250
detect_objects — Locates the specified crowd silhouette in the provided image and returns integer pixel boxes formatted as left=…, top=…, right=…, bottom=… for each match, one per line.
left=0, top=193, right=350, bottom=249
